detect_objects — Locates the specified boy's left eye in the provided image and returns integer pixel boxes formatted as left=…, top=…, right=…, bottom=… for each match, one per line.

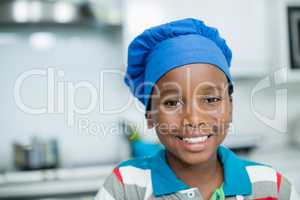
left=204, top=96, right=222, bottom=103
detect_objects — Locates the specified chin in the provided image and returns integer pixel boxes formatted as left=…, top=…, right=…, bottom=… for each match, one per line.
left=170, top=148, right=217, bottom=166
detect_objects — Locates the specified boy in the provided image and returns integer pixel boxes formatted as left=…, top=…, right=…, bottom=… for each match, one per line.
left=95, top=18, right=299, bottom=200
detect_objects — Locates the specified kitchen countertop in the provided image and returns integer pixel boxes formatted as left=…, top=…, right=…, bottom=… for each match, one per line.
left=0, top=165, right=114, bottom=199
left=1, top=138, right=299, bottom=199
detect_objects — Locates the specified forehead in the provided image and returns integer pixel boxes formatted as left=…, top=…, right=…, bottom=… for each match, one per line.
left=154, top=63, right=228, bottom=93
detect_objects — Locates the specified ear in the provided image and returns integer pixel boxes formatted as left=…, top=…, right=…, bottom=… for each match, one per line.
left=228, top=96, right=233, bottom=123
left=145, top=111, right=155, bottom=129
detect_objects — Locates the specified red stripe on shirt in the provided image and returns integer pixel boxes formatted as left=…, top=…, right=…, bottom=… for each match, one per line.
left=253, top=197, right=277, bottom=200
left=277, top=172, right=282, bottom=193
left=113, top=167, right=123, bottom=184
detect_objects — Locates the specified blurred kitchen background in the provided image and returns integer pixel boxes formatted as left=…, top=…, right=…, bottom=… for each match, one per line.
left=1, top=0, right=300, bottom=199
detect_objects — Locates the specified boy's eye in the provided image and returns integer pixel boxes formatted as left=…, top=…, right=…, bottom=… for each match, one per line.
left=163, top=99, right=182, bottom=107
left=203, top=96, right=222, bottom=104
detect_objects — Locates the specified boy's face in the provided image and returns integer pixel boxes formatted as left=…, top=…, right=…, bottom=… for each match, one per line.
left=146, top=63, right=232, bottom=165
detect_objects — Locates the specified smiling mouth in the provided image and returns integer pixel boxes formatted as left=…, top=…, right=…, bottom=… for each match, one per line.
left=174, top=134, right=213, bottom=144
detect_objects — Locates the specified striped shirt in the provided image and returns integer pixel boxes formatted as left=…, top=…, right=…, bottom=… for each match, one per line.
left=95, top=145, right=299, bottom=200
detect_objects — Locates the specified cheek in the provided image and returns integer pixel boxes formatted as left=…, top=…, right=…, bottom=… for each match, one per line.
left=214, top=101, right=232, bottom=123
left=215, top=129, right=227, bottom=145
left=154, top=108, right=183, bottom=129
left=154, top=111, right=182, bottom=145
left=155, top=127, right=179, bottom=151
left=210, top=104, right=232, bottom=141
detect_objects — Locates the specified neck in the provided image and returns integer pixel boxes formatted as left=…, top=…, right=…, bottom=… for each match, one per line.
left=166, top=151, right=223, bottom=189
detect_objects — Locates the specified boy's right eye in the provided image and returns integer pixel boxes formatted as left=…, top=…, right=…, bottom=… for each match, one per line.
left=163, top=99, right=182, bottom=108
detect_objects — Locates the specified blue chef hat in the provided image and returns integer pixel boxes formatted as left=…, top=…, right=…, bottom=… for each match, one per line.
left=124, top=18, right=233, bottom=111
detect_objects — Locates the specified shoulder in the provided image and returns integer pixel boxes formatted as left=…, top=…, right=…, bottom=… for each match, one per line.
left=97, top=156, right=153, bottom=200
left=241, top=159, right=280, bottom=183
left=118, top=156, right=152, bottom=169
left=112, top=156, right=152, bottom=187
left=240, top=158, right=299, bottom=199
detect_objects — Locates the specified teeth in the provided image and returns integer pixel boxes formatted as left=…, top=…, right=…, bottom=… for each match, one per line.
left=183, top=136, right=208, bottom=144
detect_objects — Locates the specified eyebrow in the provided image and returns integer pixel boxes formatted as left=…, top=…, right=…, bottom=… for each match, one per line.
left=196, top=85, right=225, bottom=92
left=160, top=87, right=181, bottom=94
left=158, top=84, right=227, bottom=96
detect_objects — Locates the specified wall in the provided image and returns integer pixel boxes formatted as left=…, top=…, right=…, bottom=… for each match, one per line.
left=0, top=25, right=133, bottom=171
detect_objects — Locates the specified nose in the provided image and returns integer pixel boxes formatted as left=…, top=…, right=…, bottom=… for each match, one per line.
left=183, top=117, right=204, bottom=128
left=183, top=100, right=209, bottom=128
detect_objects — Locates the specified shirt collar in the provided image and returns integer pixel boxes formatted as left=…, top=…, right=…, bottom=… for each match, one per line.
left=150, top=145, right=252, bottom=197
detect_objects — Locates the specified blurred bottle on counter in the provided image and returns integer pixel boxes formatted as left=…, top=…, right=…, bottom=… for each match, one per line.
left=13, top=136, right=59, bottom=171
